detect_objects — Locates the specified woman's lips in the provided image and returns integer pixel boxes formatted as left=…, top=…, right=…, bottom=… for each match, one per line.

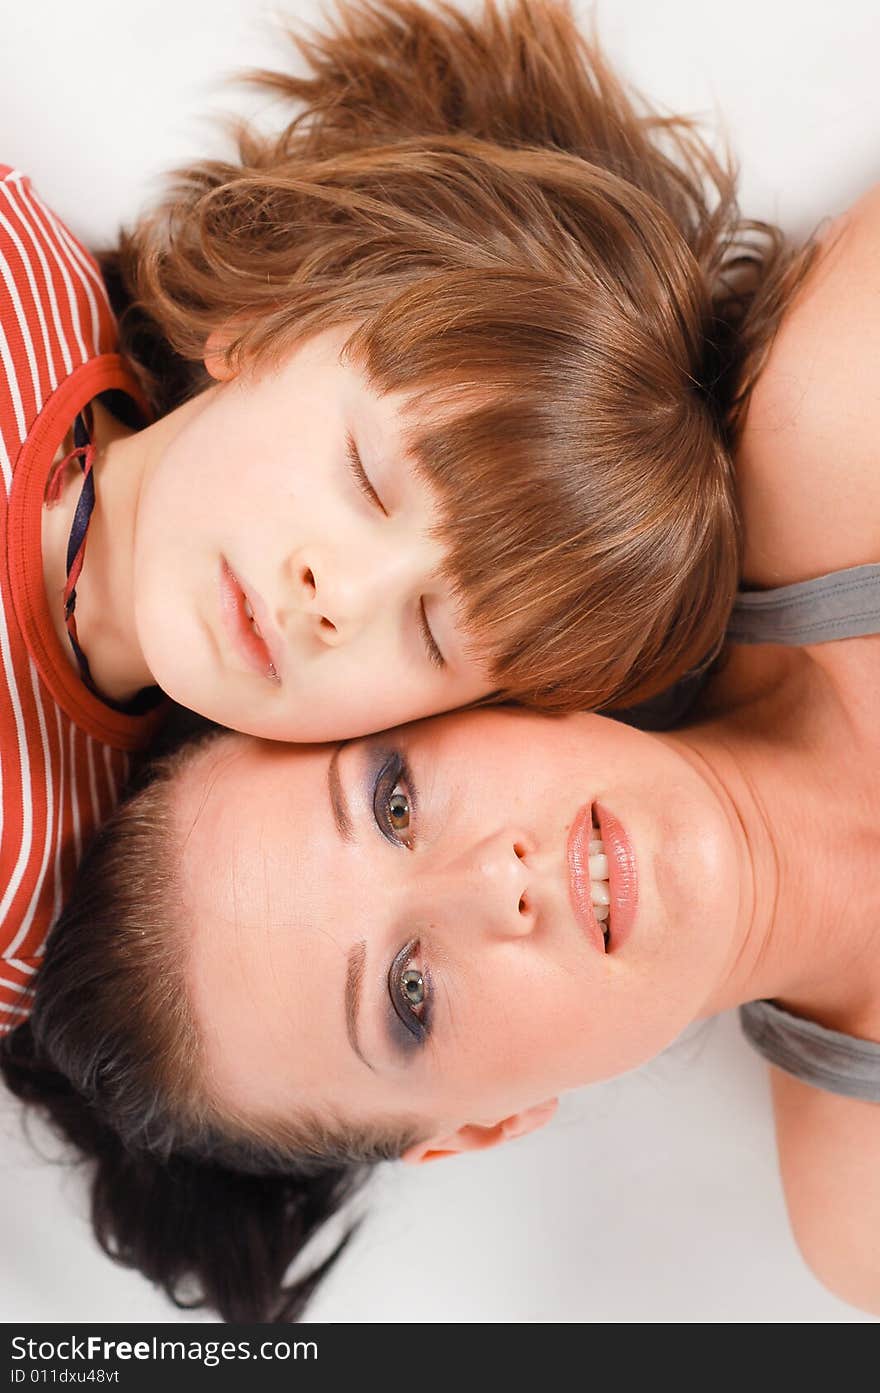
left=566, top=803, right=608, bottom=954
left=594, top=802, right=637, bottom=952
left=567, top=801, right=638, bottom=954
left=219, top=559, right=281, bottom=684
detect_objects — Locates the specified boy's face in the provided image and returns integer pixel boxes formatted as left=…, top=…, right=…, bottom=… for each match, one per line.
left=132, top=326, right=491, bottom=740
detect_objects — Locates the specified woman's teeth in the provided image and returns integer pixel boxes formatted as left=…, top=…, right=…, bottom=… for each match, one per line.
left=242, top=597, right=264, bottom=640
left=590, top=825, right=611, bottom=941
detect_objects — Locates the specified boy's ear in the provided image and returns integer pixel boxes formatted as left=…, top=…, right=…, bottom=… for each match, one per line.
left=203, top=330, right=237, bottom=382
left=400, top=1098, right=558, bottom=1166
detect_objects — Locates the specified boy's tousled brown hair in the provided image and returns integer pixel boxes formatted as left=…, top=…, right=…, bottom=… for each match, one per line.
left=105, top=0, right=814, bottom=711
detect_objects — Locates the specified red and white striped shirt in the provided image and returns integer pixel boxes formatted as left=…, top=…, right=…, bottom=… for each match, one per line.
left=0, top=167, right=157, bottom=1035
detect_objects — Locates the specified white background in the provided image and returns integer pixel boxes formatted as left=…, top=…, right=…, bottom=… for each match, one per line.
left=1, top=0, right=879, bottom=1324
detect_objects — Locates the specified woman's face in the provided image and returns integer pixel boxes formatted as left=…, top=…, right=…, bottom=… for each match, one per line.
left=178, top=709, right=745, bottom=1148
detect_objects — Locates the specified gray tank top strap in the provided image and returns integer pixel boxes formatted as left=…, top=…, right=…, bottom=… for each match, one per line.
left=740, top=1001, right=880, bottom=1103
left=731, top=563, right=880, bottom=1100
left=728, top=562, right=880, bottom=646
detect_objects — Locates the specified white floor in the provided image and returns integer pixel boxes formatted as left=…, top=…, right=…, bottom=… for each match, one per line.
left=2, top=1012, right=875, bottom=1322
left=2, top=0, right=879, bottom=1323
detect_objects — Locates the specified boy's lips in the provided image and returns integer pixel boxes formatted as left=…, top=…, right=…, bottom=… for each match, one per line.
left=219, top=559, right=282, bottom=684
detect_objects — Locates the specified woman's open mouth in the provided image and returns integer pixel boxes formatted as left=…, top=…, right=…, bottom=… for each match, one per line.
left=567, top=803, right=612, bottom=953
left=567, top=802, right=637, bottom=954
left=219, top=559, right=280, bottom=684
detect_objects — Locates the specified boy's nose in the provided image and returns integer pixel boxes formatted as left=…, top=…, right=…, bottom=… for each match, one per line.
left=290, top=545, right=426, bottom=646
left=294, top=553, right=374, bottom=645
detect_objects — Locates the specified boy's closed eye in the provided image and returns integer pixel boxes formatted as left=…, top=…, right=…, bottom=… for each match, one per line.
left=346, top=430, right=445, bottom=669
left=345, top=432, right=387, bottom=515
left=419, top=598, right=445, bottom=670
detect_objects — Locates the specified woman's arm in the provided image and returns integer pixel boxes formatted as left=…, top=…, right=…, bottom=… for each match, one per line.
left=736, top=185, right=880, bottom=591
left=771, top=1067, right=880, bottom=1315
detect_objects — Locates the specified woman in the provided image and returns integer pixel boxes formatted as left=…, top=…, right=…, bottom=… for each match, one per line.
left=6, top=177, right=880, bottom=1312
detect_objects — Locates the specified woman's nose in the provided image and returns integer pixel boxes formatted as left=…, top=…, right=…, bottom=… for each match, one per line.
left=452, top=831, right=537, bottom=939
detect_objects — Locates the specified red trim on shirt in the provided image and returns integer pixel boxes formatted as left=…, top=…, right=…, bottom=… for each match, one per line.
left=0, top=167, right=162, bottom=1032
left=7, top=355, right=154, bottom=748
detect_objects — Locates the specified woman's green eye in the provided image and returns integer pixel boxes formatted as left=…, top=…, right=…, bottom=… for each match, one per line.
left=400, top=967, right=425, bottom=1007
left=388, top=939, right=430, bottom=1046
left=388, top=786, right=410, bottom=833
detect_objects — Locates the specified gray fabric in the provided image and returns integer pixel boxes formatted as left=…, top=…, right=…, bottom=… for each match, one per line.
left=728, top=562, right=880, bottom=646
left=612, top=665, right=709, bottom=732
left=730, top=562, right=880, bottom=1102
left=739, top=1001, right=880, bottom=1103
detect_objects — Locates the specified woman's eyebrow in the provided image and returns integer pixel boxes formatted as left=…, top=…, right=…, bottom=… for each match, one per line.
left=328, top=742, right=354, bottom=843
left=345, top=939, right=375, bottom=1072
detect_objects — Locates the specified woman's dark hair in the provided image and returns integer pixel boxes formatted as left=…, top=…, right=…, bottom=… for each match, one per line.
left=1, top=1024, right=360, bottom=1321
left=0, top=719, right=421, bottom=1322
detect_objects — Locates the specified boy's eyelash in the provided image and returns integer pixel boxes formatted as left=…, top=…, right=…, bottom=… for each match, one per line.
left=419, top=599, right=445, bottom=670
left=345, top=433, right=387, bottom=515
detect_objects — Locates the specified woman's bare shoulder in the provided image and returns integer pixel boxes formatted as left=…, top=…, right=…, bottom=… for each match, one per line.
left=770, top=1066, right=880, bottom=1316
left=736, top=186, right=880, bottom=590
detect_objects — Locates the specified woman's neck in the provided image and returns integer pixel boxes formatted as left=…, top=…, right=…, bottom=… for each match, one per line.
left=668, top=643, right=880, bottom=1036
